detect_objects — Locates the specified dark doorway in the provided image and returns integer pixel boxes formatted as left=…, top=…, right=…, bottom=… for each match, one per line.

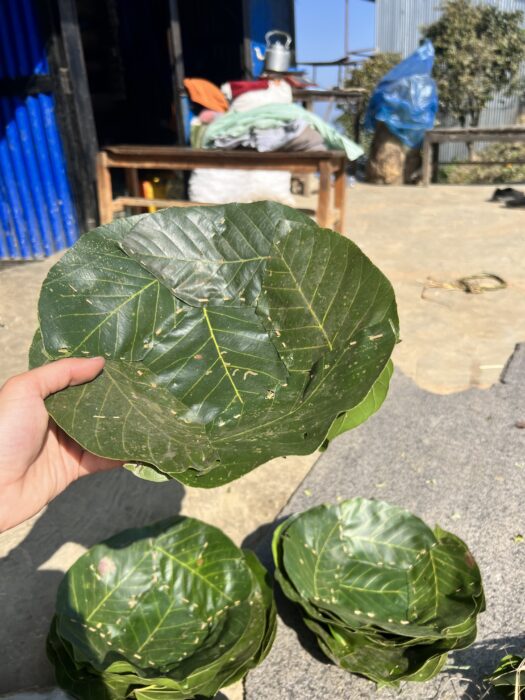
left=75, top=0, right=246, bottom=148
left=178, top=0, right=245, bottom=86
left=76, top=0, right=174, bottom=146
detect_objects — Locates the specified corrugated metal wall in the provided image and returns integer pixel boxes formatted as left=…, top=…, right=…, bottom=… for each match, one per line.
left=0, top=0, right=79, bottom=260
left=375, top=0, right=525, bottom=160
left=376, top=0, right=441, bottom=56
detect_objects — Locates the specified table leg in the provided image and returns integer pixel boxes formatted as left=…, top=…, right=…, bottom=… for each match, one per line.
left=334, top=161, right=347, bottom=233
left=125, top=168, right=141, bottom=196
left=302, top=173, right=313, bottom=197
left=125, top=167, right=148, bottom=214
left=96, top=152, right=114, bottom=224
left=431, top=143, right=439, bottom=183
left=317, top=161, right=331, bottom=228
left=421, top=137, right=431, bottom=187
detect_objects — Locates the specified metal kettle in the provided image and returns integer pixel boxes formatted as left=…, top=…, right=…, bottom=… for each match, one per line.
left=263, top=30, right=292, bottom=72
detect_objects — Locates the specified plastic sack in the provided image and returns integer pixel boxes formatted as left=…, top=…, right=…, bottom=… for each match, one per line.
left=365, top=40, right=438, bottom=148
left=189, top=168, right=294, bottom=205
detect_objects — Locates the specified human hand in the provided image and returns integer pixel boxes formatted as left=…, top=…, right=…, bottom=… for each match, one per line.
left=0, top=358, right=121, bottom=532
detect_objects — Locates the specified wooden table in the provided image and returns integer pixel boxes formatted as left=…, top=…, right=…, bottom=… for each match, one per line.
left=422, top=126, right=525, bottom=185
left=291, top=88, right=365, bottom=196
left=293, top=87, right=366, bottom=141
left=96, top=146, right=348, bottom=232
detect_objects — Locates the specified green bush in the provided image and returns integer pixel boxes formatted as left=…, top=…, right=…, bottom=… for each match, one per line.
left=337, top=52, right=402, bottom=145
left=438, top=142, right=525, bottom=184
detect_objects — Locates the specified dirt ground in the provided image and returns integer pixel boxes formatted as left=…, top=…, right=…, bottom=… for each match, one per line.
left=2, top=184, right=523, bottom=391
left=1, top=183, right=524, bottom=695
left=343, top=184, right=525, bottom=393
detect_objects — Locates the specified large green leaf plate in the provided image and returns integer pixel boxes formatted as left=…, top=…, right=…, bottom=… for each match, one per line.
left=273, top=514, right=482, bottom=653
left=277, top=499, right=483, bottom=636
left=49, top=517, right=275, bottom=699
left=273, top=498, right=484, bottom=685
left=303, top=615, right=450, bottom=686
left=55, top=517, right=252, bottom=672
left=30, top=203, right=398, bottom=487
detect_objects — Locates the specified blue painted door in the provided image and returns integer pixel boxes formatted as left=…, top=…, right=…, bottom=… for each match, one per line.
left=245, top=0, right=295, bottom=77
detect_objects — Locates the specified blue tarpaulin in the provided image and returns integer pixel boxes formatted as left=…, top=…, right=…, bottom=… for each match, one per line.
left=365, top=40, right=438, bottom=149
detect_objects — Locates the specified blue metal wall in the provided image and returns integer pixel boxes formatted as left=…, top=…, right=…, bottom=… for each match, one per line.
left=0, top=0, right=79, bottom=260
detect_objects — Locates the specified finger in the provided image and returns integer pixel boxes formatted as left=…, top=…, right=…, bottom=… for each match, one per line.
left=79, top=452, right=123, bottom=477
left=55, top=425, right=123, bottom=477
left=5, top=357, right=105, bottom=399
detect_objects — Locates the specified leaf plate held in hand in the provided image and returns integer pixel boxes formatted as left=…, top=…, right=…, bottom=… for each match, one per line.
left=31, top=202, right=399, bottom=486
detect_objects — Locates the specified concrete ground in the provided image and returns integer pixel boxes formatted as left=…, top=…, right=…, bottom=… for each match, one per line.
left=0, top=184, right=524, bottom=696
left=246, top=346, right=525, bottom=700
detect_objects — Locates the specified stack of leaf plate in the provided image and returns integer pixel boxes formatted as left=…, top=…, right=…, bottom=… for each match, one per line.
left=48, top=517, right=276, bottom=699
left=30, top=202, right=398, bottom=488
left=273, top=498, right=485, bottom=687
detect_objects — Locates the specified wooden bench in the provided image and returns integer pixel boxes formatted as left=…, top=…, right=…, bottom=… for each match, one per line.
left=422, top=126, right=525, bottom=185
left=96, top=146, right=348, bottom=232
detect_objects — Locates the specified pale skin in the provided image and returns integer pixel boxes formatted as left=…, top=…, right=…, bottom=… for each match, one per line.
left=0, top=357, right=121, bottom=533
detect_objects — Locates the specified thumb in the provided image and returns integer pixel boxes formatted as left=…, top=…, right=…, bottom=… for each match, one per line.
left=6, top=357, right=106, bottom=400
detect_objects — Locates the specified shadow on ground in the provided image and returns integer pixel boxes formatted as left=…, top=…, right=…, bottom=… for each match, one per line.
left=242, top=517, right=330, bottom=666
left=445, top=634, right=525, bottom=699
left=245, top=347, right=525, bottom=700
left=0, top=469, right=185, bottom=693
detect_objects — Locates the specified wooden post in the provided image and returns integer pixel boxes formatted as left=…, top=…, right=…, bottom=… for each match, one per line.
left=125, top=168, right=141, bottom=197
left=422, top=135, right=431, bottom=187
left=317, top=161, right=331, bottom=228
left=167, top=0, right=187, bottom=146
left=241, top=0, right=253, bottom=77
left=334, top=160, right=347, bottom=233
left=50, top=0, right=100, bottom=231
left=354, top=106, right=361, bottom=144
left=125, top=168, right=148, bottom=213
left=301, top=96, right=315, bottom=197
left=431, top=143, right=439, bottom=183
left=96, top=151, right=113, bottom=224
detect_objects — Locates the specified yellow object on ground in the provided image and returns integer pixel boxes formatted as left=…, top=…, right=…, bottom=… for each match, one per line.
left=141, top=180, right=156, bottom=213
